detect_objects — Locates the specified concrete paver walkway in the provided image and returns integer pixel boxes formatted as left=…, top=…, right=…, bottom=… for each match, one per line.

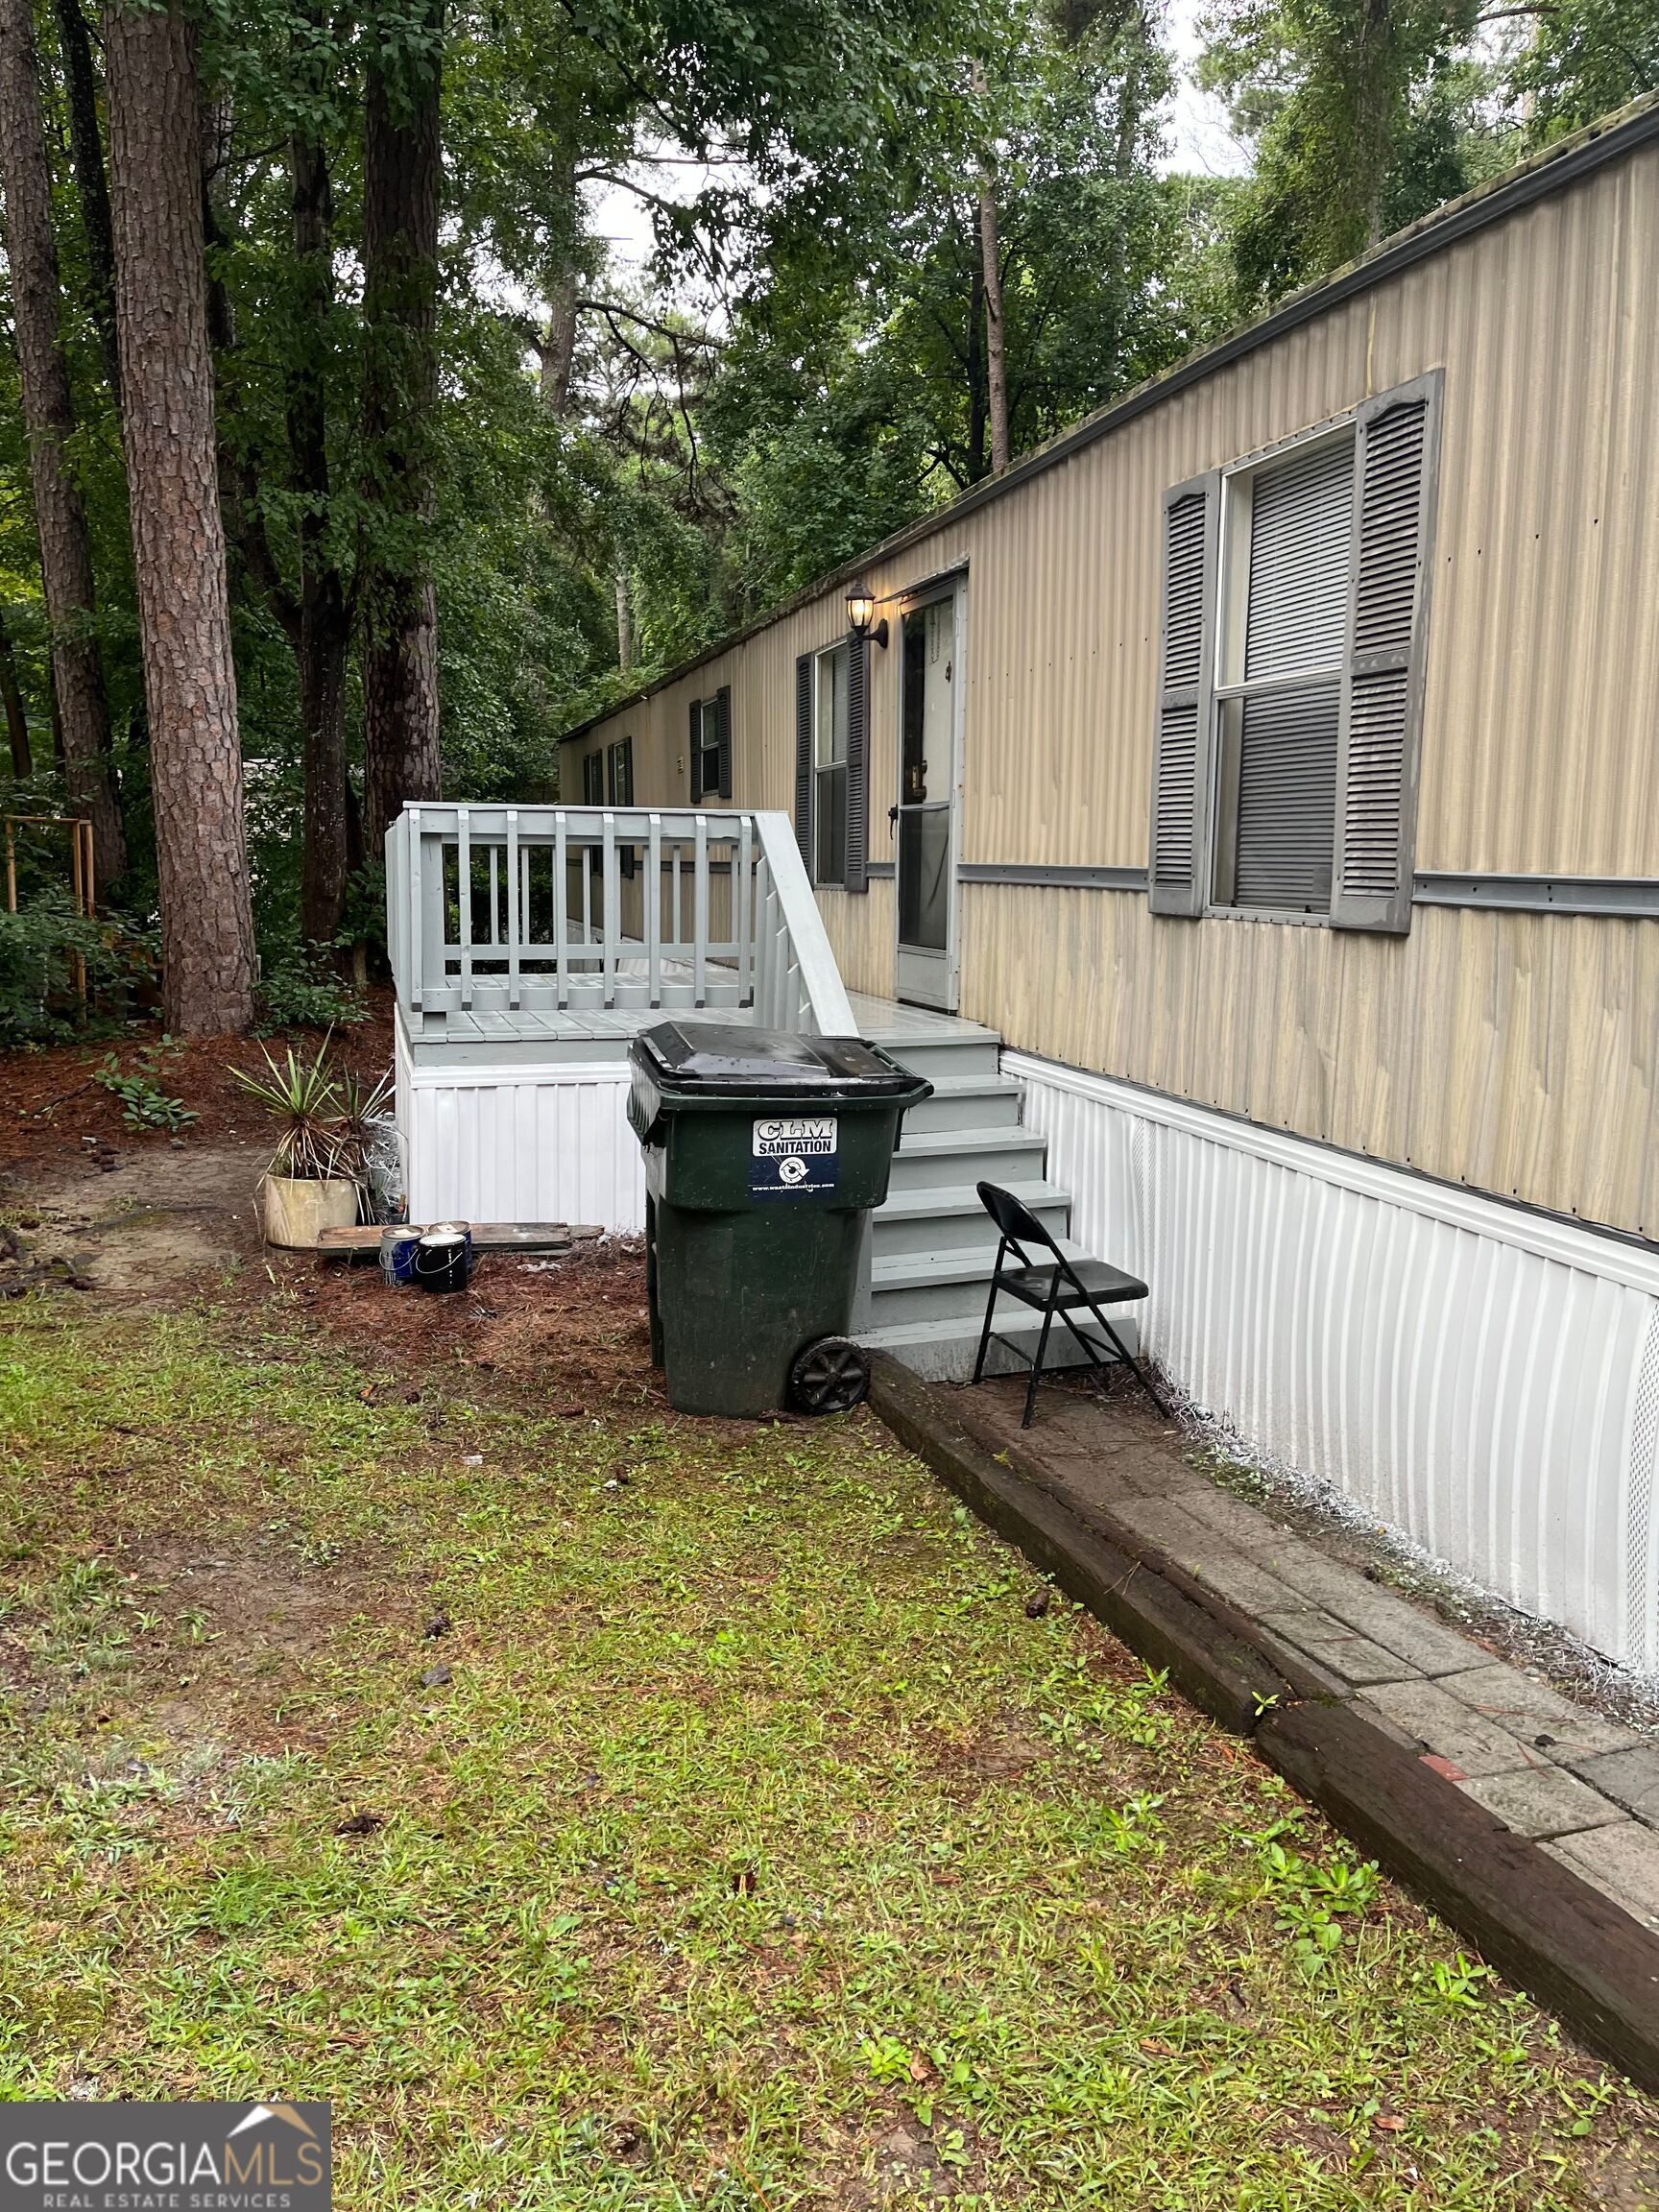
left=950, top=1374, right=1659, bottom=1936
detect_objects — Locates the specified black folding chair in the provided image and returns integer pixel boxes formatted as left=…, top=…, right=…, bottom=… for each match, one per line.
left=972, top=1180, right=1168, bottom=1429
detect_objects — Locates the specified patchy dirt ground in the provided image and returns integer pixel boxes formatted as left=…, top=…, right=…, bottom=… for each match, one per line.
left=0, top=999, right=394, bottom=1176
left=0, top=1005, right=394, bottom=1299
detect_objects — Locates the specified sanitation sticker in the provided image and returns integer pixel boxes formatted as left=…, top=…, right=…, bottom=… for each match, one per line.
left=751, top=1115, right=838, bottom=1198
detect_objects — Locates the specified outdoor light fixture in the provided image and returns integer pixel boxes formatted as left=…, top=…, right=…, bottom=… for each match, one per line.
left=845, top=583, right=889, bottom=648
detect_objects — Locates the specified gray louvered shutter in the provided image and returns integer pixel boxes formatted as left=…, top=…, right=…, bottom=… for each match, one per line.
left=714, top=684, right=733, bottom=799
left=1332, top=371, right=1441, bottom=932
left=1147, top=471, right=1219, bottom=916
left=844, top=636, right=869, bottom=893
left=688, top=700, right=703, bottom=802
left=794, top=654, right=813, bottom=868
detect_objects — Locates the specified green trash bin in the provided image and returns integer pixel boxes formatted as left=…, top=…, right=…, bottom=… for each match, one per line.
left=627, top=1022, right=932, bottom=1418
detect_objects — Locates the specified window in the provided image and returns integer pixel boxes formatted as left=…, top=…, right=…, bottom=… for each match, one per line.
left=814, top=642, right=850, bottom=886
left=607, top=736, right=633, bottom=806
left=794, top=636, right=869, bottom=894
left=688, top=688, right=730, bottom=801
left=1213, top=432, right=1353, bottom=914
left=1148, top=373, right=1439, bottom=935
left=581, top=751, right=603, bottom=805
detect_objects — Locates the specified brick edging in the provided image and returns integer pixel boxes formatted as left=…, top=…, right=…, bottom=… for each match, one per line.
left=867, top=1355, right=1659, bottom=2096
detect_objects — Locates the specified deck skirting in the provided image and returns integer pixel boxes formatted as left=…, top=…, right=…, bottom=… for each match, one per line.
left=395, top=1014, right=645, bottom=1232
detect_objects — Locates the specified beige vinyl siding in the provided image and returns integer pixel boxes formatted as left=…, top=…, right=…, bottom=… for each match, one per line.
left=961, top=887, right=1659, bottom=1239
left=567, top=132, right=1659, bottom=1237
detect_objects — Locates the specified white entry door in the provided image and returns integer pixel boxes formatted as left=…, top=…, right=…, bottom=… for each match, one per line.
left=894, top=588, right=962, bottom=1009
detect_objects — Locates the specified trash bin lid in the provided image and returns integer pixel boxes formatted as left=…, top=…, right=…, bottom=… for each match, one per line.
left=633, top=1022, right=922, bottom=1098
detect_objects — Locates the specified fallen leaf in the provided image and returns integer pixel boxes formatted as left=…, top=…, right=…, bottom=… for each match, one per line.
left=1140, top=2038, right=1175, bottom=2056
left=1375, top=2116, right=1407, bottom=2133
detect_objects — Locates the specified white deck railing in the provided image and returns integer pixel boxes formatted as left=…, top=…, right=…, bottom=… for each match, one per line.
left=386, top=804, right=854, bottom=1035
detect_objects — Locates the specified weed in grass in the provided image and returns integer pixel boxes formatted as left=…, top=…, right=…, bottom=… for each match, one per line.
left=92, top=1048, right=197, bottom=1132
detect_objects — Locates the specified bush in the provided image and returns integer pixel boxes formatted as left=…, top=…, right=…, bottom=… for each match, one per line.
left=0, top=892, right=153, bottom=1045
left=255, top=942, right=367, bottom=1034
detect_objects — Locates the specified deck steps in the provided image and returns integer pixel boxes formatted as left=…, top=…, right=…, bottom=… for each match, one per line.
left=854, top=1009, right=1140, bottom=1383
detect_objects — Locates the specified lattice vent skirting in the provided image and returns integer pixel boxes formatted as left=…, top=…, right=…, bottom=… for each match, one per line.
left=1627, top=1305, right=1659, bottom=1663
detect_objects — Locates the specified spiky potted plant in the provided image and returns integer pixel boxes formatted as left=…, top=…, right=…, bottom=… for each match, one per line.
left=233, top=1042, right=359, bottom=1247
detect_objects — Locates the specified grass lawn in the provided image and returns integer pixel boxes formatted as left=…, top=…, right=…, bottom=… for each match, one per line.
left=0, top=1267, right=1654, bottom=2209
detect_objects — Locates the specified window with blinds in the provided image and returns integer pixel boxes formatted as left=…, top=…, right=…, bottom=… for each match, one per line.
left=814, top=642, right=851, bottom=887
left=1214, top=433, right=1353, bottom=914
left=1147, top=373, right=1439, bottom=933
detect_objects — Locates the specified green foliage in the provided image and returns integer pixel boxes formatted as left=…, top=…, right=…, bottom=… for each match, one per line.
left=229, top=1038, right=389, bottom=1181
left=91, top=1047, right=197, bottom=1132
left=1512, top=0, right=1659, bottom=142
left=230, top=1040, right=349, bottom=1180
left=0, top=894, right=144, bottom=1045
left=1246, top=1822, right=1382, bottom=1980
left=1200, top=0, right=1489, bottom=310
left=254, top=945, right=367, bottom=1035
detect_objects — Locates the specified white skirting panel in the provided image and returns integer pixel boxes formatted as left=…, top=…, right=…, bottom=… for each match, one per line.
left=396, top=1027, right=645, bottom=1234
left=1005, top=1050, right=1659, bottom=1674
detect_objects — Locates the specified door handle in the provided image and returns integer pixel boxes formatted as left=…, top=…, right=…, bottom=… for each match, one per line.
left=888, top=805, right=899, bottom=828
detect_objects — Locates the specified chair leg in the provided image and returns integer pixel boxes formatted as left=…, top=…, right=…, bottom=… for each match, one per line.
left=1022, top=1293, right=1058, bottom=1428
left=972, top=1239, right=1006, bottom=1386
left=1093, top=1307, right=1171, bottom=1418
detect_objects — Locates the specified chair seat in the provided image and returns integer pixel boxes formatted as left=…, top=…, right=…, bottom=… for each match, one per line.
left=997, top=1258, right=1149, bottom=1310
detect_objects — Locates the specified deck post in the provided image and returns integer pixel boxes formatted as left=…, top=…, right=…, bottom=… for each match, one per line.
left=555, top=810, right=570, bottom=1009
left=647, top=813, right=662, bottom=1007
left=457, top=806, right=473, bottom=1009
left=737, top=815, right=754, bottom=1009
left=693, top=814, right=709, bottom=1007
left=407, top=807, right=423, bottom=1012
left=506, top=808, right=520, bottom=1009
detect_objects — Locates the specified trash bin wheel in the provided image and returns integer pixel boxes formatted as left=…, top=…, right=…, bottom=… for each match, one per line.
left=787, top=1335, right=871, bottom=1416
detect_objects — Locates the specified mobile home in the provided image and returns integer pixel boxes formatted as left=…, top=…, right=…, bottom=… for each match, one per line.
left=396, top=96, right=1659, bottom=1670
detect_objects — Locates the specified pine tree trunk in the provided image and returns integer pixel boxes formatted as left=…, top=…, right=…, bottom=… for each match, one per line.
left=51, top=0, right=121, bottom=402
left=360, top=0, right=443, bottom=856
left=977, top=171, right=1009, bottom=474
left=0, top=601, right=31, bottom=776
left=105, top=0, right=254, bottom=1036
left=971, top=64, right=1010, bottom=477
left=614, top=570, right=633, bottom=674
left=288, top=123, right=349, bottom=945
left=966, top=247, right=986, bottom=482
left=0, top=0, right=127, bottom=885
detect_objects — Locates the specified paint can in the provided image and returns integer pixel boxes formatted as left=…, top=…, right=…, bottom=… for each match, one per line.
left=379, top=1226, right=421, bottom=1288
left=414, top=1222, right=471, bottom=1294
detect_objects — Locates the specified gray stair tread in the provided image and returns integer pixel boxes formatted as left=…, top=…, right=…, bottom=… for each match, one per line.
left=911, top=1073, right=1022, bottom=1098
left=875, top=1180, right=1067, bottom=1220
left=872, top=1240, right=1094, bottom=1292
left=897, top=1124, right=1046, bottom=1157
left=860, top=1018, right=1003, bottom=1046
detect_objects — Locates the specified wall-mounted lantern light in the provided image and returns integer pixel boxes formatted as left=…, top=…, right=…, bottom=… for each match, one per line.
left=846, top=581, right=889, bottom=649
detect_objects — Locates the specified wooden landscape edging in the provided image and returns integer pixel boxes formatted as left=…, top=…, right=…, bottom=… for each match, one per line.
left=866, top=1354, right=1659, bottom=2097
